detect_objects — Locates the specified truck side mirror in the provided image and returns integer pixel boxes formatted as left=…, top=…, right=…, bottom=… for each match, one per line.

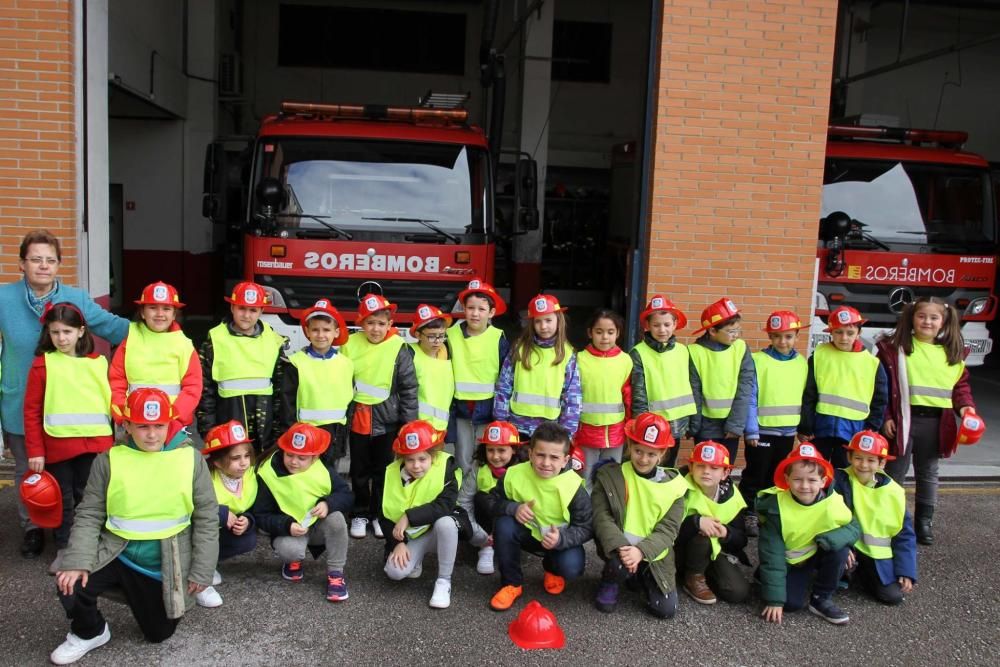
left=514, top=157, right=539, bottom=232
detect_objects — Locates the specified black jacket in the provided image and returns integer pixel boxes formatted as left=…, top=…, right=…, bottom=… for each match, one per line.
left=629, top=333, right=691, bottom=437
left=378, top=455, right=461, bottom=555
left=253, top=453, right=354, bottom=538
left=490, top=466, right=593, bottom=550
left=674, top=466, right=748, bottom=554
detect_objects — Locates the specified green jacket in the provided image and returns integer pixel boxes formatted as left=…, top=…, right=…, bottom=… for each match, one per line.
left=756, top=488, right=861, bottom=606
left=591, top=462, right=684, bottom=595
left=61, top=431, right=220, bottom=619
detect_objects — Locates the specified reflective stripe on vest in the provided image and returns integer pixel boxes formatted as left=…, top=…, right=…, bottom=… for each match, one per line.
left=382, top=451, right=452, bottom=539
left=258, top=452, right=332, bottom=522
left=340, top=332, right=405, bottom=405
left=621, top=463, right=687, bottom=562
left=410, top=343, right=455, bottom=431
left=212, top=469, right=258, bottom=515
left=208, top=322, right=284, bottom=398
left=905, top=339, right=963, bottom=409
left=633, top=342, right=697, bottom=420
left=846, top=468, right=905, bottom=560
left=502, top=461, right=583, bottom=543
left=476, top=463, right=498, bottom=493
left=683, top=473, right=748, bottom=560
left=752, top=352, right=808, bottom=428
left=447, top=324, right=503, bottom=400
left=509, top=344, right=574, bottom=420
left=813, top=343, right=878, bottom=421
left=105, top=446, right=194, bottom=540
left=577, top=349, right=632, bottom=426
left=760, top=487, right=852, bottom=564
left=289, top=351, right=354, bottom=426
left=123, top=322, right=194, bottom=402
left=688, top=340, right=745, bottom=419
left=42, top=352, right=112, bottom=438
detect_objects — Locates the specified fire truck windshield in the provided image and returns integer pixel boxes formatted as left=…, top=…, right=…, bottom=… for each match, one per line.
left=252, top=138, right=490, bottom=236
left=822, top=159, right=995, bottom=247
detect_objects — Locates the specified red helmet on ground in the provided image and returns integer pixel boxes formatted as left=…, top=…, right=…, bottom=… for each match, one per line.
left=640, top=294, right=688, bottom=331
left=458, top=278, right=508, bottom=316
left=689, top=441, right=735, bottom=468
left=20, top=470, right=63, bottom=529
left=478, top=421, right=525, bottom=447
left=824, top=305, right=866, bottom=332
left=764, top=310, right=804, bottom=333
left=301, top=298, right=349, bottom=345
left=773, top=442, right=834, bottom=489
left=277, top=423, right=330, bottom=457
left=527, top=294, right=568, bottom=319
left=357, top=293, right=398, bottom=324
left=225, top=281, right=269, bottom=308
left=692, top=298, right=740, bottom=335
left=134, top=281, right=185, bottom=308
left=123, top=388, right=174, bottom=424
left=392, top=420, right=444, bottom=455
left=508, top=600, right=565, bottom=650
left=624, top=413, right=675, bottom=450
left=844, top=430, right=895, bottom=460
left=413, top=303, right=453, bottom=332
left=956, top=410, right=986, bottom=446
left=202, top=420, right=252, bottom=456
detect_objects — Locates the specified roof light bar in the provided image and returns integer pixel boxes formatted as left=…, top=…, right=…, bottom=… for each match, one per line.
left=280, top=101, right=468, bottom=125
left=828, top=124, right=967, bottom=148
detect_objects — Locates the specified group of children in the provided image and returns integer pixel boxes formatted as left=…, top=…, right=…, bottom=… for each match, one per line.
left=22, top=277, right=977, bottom=663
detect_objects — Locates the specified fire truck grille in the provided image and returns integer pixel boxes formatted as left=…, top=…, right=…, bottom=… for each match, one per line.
left=817, top=284, right=976, bottom=324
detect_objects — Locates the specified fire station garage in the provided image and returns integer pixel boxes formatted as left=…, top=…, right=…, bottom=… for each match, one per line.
left=2, top=0, right=999, bottom=358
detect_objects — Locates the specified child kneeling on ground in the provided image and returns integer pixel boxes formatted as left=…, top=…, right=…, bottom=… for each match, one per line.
left=51, top=388, right=218, bottom=665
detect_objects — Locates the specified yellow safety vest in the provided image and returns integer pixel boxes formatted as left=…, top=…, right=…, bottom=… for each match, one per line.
left=683, top=474, right=748, bottom=559
left=208, top=322, right=284, bottom=398
left=123, top=322, right=194, bottom=401
left=448, top=324, right=503, bottom=400
left=510, top=344, right=574, bottom=419
left=633, top=341, right=697, bottom=421
left=502, top=461, right=583, bottom=542
left=577, top=349, right=632, bottom=426
left=476, top=464, right=499, bottom=493
left=42, top=352, right=112, bottom=438
left=258, top=453, right=332, bottom=523
left=621, top=463, right=687, bottom=562
left=288, top=351, right=354, bottom=425
left=382, top=451, right=452, bottom=539
left=211, top=469, right=258, bottom=515
left=752, top=352, right=808, bottom=428
left=409, top=344, right=455, bottom=431
left=760, top=487, right=852, bottom=564
left=688, top=340, right=746, bottom=419
left=905, top=340, right=963, bottom=409
left=340, top=332, right=405, bottom=405
left=105, top=445, right=194, bottom=540
left=813, top=343, right=878, bottom=421
left=845, top=468, right=904, bottom=560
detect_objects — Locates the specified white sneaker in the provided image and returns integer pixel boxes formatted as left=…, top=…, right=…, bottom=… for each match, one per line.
left=211, top=570, right=222, bottom=586
left=350, top=517, right=368, bottom=539
left=408, top=562, right=423, bottom=579
left=50, top=623, right=111, bottom=665
left=371, top=519, right=384, bottom=539
left=429, top=578, right=451, bottom=609
left=476, top=546, right=495, bottom=575
left=196, top=586, right=223, bottom=608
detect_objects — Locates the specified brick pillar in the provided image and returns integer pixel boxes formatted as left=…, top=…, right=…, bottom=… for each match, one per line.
left=0, top=0, right=76, bottom=281
left=647, top=0, right=838, bottom=350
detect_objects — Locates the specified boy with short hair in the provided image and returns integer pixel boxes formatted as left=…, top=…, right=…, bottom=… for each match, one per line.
left=629, top=295, right=696, bottom=468
left=488, top=420, right=592, bottom=611
left=51, top=388, right=218, bottom=664
left=198, top=282, right=285, bottom=454
left=407, top=304, right=455, bottom=436
left=340, top=293, right=418, bottom=539
left=447, top=279, right=509, bottom=478
left=758, top=443, right=860, bottom=625
left=833, top=430, right=917, bottom=605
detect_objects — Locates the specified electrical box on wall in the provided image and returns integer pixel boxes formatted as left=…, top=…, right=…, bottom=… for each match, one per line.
left=219, top=52, right=242, bottom=97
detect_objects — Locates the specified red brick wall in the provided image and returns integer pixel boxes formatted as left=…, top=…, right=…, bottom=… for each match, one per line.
left=0, top=0, right=76, bottom=281
left=647, top=0, right=838, bottom=352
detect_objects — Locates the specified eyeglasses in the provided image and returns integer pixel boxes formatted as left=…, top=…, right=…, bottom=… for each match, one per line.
left=26, top=257, right=59, bottom=266
left=422, top=334, right=447, bottom=342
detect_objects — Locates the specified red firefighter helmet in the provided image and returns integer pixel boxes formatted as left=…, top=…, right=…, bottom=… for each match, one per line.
left=457, top=279, right=508, bottom=316
left=413, top=303, right=453, bottom=332
left=640, top=295, right=688, bottom=331
left=624, top=413, right=675, bottom=450
left=824, top=305, right=866, bottom=332
left=844, top=430, right=895, bottom=460
left=956, top=410, right=986, bottom=446
left=277, top=423, right=331, bottom=457
left=764, top=310, right=804, bottom=334
left=134, top=281, right=185, bottom=308
left=357, top=293, right=398, bottom=324
left=123, top=388, right=175, bottom=425
left=508, top=600, right=566, bottom=650
left=225, top=281, right=269, bottom=308
left=479, top=421, right=525, bottom=447
left=392, top=420, right=444, bottom=455
left=773, top=442, right=834, bottom=489
left=689, top=441, right=735, bottom=468
left=692, top=298, right=740, bottom=335
left=301, top=298, right=349, bottom=345
left=20, top=471, right=63, bottom=528
left=202, top=420, right=253, bottom=456
left=527, top=294, right=568, bottom=318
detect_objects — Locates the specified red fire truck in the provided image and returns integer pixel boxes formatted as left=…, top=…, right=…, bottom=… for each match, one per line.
left=814, top=124, right=998, bottom=364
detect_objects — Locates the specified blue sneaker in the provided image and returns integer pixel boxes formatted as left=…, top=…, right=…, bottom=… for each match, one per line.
left=282, top=561, right=304, bottom=582
left=809, top=596, right=849, bottom=625
left=326, top=570, right=349, bottom=602
left=594, top=582, right=619, bottom=613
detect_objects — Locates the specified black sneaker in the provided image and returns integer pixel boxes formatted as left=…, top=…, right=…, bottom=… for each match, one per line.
left=20, top=528, right=44, bottom=559
left=809, top=596, right=849, bottom=625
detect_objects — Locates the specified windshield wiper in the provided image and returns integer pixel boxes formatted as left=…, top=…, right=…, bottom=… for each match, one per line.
left=844, top=220, right=891, bottom=251
left=277, top=213, right=354, bottom=240
left=362, top=217, right=461, bottom=244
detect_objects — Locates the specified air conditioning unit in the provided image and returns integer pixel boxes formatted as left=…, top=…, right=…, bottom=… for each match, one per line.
left=219, top=52, right=242, bottom=97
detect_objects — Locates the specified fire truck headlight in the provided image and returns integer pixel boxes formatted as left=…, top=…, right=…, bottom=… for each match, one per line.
left=263, top=286, right=286, bottom=308
left=966, top=297, right=989, bottom=316
left=814, top=291, right=829, bottom=314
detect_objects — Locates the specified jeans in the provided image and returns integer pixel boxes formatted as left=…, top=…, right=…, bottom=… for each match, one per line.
left=784, top=545, right=850, bottom=610
left=494, top=515, right=585, bottom=587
